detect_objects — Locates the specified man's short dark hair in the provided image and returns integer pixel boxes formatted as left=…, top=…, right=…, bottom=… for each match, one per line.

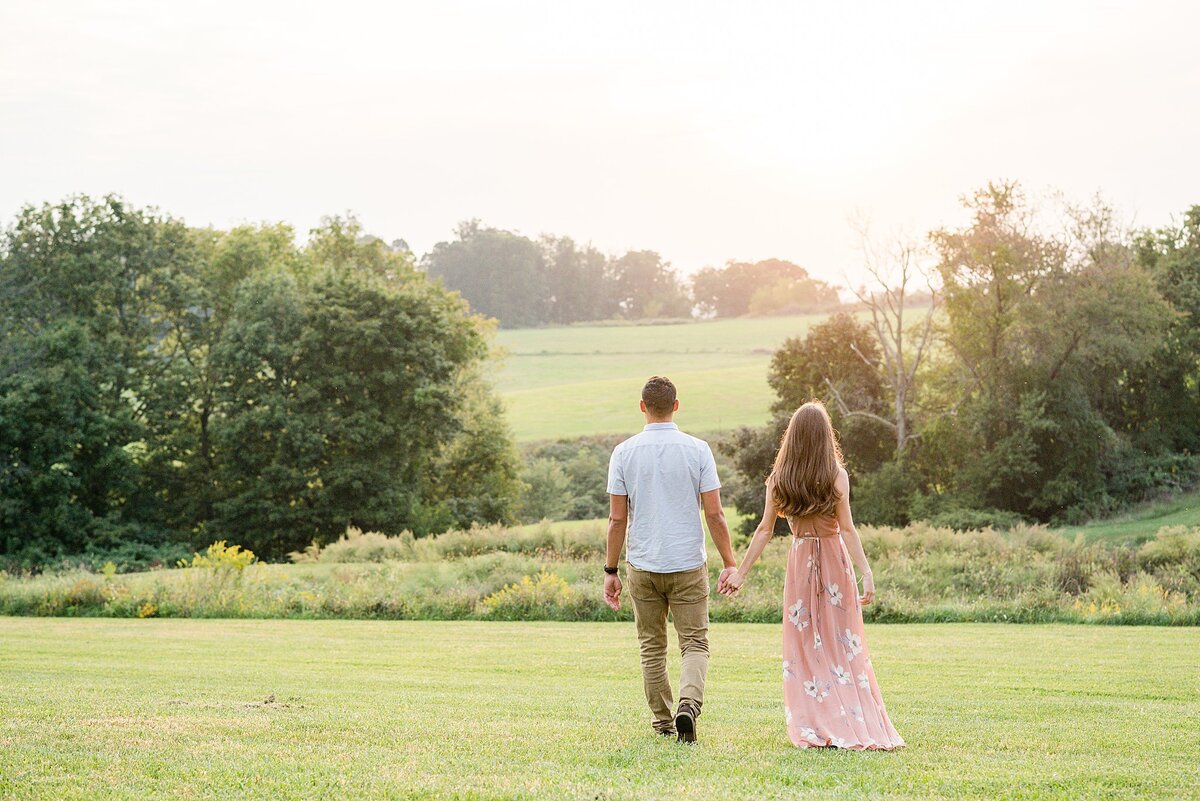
left=642, top=376, right=677, bottom=417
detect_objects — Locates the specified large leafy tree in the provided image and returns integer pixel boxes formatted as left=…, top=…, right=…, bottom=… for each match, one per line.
left=422, top=221, right=551, bottom=327
left=0, top=196, right=196, bottom=560
left=143, top=223, right=300, bottom=536
left=608, top=249, right=691, bottom=318
left=769, top=312, right=891, bottom=470
left=723, top=312, right=891, bottom=534
left=211, top=221, right=508, bottom=556
left=541, top=235, right=616, bottom=324
left=0, top=323, right=140, bottom=563
left=693, top=258, right=839, bottom=318
left=1128, top=206, right=1200, bottom=452
left=929, top=184, right=1172, bottom=519
left=423, top=366, right=525, bottom=531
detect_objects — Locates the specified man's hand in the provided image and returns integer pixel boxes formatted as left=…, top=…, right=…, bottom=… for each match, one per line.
left=717, top=567, right=743, bottom=596
left=859, top=571, right=875, bottom=606
left=603, top=573, right=622, bottom=611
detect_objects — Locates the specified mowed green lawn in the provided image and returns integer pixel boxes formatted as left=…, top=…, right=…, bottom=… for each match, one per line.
left=1059, top=490, right=1200, bottom=542
left=2, top=619, right=1197, bottom=801
left=492, top=315, right=835, bottom=441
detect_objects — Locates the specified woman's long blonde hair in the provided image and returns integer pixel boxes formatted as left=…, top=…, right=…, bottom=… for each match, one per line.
left=768, top=400, right=844, bottom=518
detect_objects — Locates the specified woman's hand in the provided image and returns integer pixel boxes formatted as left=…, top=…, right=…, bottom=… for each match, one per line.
left=719, top=568, right=745, bottom=596
left=858, top=570, right=875, bottom=606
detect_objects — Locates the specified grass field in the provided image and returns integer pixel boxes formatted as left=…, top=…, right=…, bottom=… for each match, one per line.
left=491, top=315, right=834, bottom=441
left=1, top=618, right=1197, bottom=801
left=1060, top=490, right=1200, bottom=542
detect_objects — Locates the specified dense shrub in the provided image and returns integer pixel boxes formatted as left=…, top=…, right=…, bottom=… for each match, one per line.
left=287, top=522, right=608, bottom=564
left=293, top=527, right=417, bottom=563
left=851, top=462, right=922, bottom=527
left=480, top=571, right=586, bottom=620
left=924, top=506, right=1026, bottom=531
left=517, top=438, right=621, bottom=523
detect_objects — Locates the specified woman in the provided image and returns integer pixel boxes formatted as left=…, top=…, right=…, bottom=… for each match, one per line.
left=721, top=401, right=904, bottom=750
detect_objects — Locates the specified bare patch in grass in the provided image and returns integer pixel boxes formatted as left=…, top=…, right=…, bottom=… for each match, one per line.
left=241, top=692, right=306, bottom=709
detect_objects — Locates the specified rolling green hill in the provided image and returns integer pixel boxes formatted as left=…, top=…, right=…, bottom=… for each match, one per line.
left=1059, top=489, right=1200, bottom=541
left=491, top=314, right=833, bottom=442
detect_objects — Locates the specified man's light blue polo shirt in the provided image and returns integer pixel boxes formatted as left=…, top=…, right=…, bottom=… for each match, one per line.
left=607, top=422, right=721, bottom=574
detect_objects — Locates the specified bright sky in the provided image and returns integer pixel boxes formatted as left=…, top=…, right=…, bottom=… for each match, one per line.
left=2, top=1, right=1197, bottom=289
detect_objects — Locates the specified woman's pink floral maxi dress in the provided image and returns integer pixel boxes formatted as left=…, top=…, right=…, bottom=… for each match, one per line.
left=782, top=513, right=904, bottom=750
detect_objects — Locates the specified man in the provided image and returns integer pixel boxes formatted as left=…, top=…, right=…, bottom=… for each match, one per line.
left=603, top=375, right=738, bottom=743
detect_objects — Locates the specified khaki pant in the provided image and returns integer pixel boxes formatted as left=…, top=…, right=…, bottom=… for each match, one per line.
left=626, top=563, right=710, bottom=733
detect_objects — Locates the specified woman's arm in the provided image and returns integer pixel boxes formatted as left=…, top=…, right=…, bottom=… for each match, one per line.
left=834, top=468, right=875, bottom=605
left=719, top=479, right=780, bottom=595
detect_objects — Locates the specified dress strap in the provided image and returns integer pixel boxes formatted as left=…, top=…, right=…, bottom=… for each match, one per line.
left=794, top=533, right=825, bottom=636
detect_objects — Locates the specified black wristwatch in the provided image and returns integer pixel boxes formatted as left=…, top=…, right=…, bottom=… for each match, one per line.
left=604, top=565, right=619, bottom=575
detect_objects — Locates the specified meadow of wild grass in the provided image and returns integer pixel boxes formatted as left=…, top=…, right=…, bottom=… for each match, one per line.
left=4, top=515, right=1198, bottom=625
left=492, top=313, right=837, bottom=441
left=2, top=617, right=1197, bottom=801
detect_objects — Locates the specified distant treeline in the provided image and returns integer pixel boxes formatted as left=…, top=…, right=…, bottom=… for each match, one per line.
left=421, top=220, right=841, bottom=327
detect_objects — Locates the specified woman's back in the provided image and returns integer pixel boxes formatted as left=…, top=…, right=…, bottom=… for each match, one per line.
left=787, top=512, right=839, bottom=539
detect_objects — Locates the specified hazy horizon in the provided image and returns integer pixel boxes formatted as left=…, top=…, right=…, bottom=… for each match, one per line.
left=3, top=1, right=1198, bottom=290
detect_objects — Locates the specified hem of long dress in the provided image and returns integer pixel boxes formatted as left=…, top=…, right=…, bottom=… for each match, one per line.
left=790, top=738, right=905, bottom=752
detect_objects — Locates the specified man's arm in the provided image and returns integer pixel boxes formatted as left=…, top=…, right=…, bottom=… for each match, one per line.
left=604, top=494, right=628, bottom=611
left=701, top=489, right=738, bottom=574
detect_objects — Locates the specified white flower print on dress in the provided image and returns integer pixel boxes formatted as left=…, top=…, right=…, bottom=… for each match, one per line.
left=787, top=599, right=809, bottom=631
left=785, top=707, right=793, bottom=725
left=803, top=676, right=831, bottom=702
left=799, top=726, right=819, bottom=742
left=783, top=660, right=795, bottom=680
left=857, top=670, right=870, bottom=689
left=832, top=664, right=851, bottom=685
left=850, top=705, right=865, bottom=723
left=839, top=628, right=863, bottom=659
left=792, top=537, right=802, bottom=550
left=813, top=631, right=822, bottom=649
left=826, top=583, right=843, bottom=606
left=831, top=736, right=848, bottom=748
left=806, top=553, right=815, bottom=569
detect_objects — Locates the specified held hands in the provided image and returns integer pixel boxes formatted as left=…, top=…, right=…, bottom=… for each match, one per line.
left=603, top=573, right=622, bottom=612
left=717, top=566, right=744, bottom=596
left=858, top=570, right=875, bottom=606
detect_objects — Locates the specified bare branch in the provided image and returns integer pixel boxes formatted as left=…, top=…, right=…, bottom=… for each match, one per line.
left=905, top=291, right=939, bottom=388
left=823, top=377, right=898, bottom=432
left=847, top=219, right=946, bottom=455
left=848, top=341, right=876, bottom=369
